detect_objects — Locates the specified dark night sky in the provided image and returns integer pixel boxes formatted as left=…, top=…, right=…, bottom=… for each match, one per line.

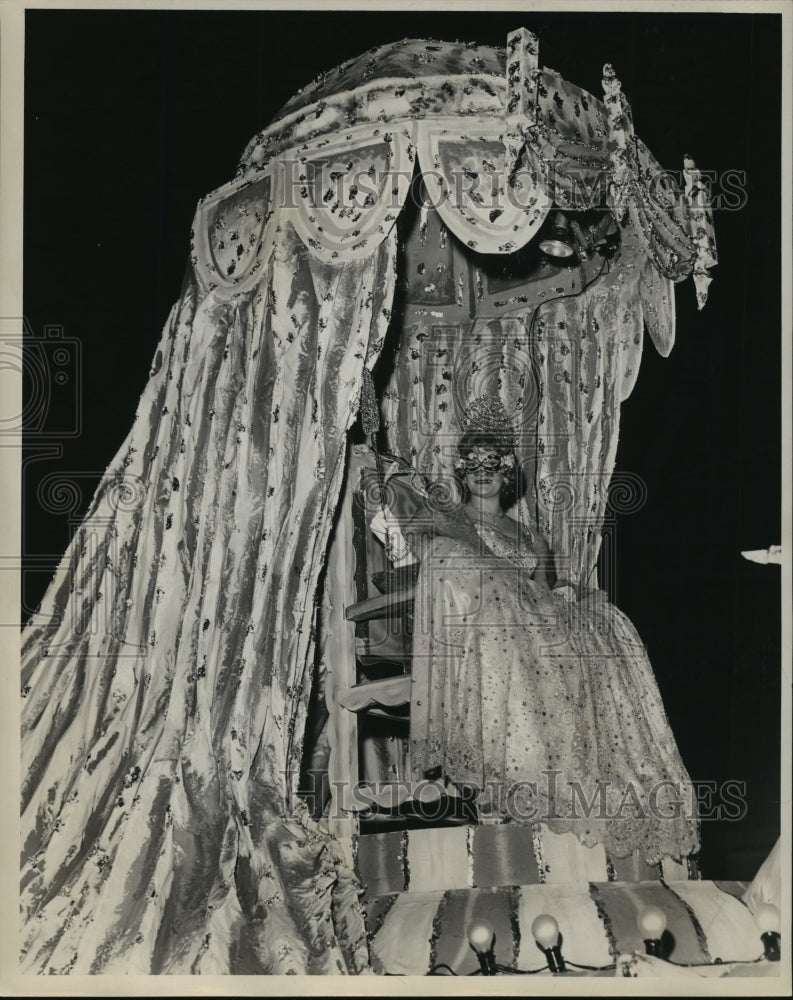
left=22, top=9, right=783, bottom=878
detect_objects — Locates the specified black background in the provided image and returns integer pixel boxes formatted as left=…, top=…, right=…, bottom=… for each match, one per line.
left=23, top=9, right=782, bottom=879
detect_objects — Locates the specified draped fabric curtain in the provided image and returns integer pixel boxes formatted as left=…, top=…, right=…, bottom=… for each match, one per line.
left=381, top=228, right=647, bottom=589
left=533, top=270, right=644, bottom=588
left=21, top=220, right=397, bottom=974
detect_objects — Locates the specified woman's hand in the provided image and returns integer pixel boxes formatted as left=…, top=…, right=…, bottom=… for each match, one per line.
left=369, top=506, right=417, bottom=566
left=552, top=583, right=578, bottom=603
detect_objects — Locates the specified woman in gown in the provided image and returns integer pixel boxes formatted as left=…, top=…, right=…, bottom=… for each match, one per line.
left=375, top=399, right=700, bottom=867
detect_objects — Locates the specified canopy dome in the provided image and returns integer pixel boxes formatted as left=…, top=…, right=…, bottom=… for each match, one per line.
left=271, top=37, right=510, bottom=121
left=190, top=30, right=715, bottom=315
left=256, top=36, right=624, bottom=177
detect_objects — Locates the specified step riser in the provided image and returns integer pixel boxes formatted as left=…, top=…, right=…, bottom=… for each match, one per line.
left=356, top=824, right=695, bottom=896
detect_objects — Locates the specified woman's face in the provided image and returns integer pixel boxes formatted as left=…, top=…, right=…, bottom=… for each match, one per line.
left=463, top=447, right=505, bottom=503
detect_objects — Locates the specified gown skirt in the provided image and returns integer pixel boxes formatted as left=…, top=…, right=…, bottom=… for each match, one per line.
left=408, top=521, right=700, bottom=866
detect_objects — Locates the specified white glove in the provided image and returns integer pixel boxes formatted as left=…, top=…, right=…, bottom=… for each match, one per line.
left=552, top=583, right=577, bottom=603
left=369, top=506, right=416, bottom=566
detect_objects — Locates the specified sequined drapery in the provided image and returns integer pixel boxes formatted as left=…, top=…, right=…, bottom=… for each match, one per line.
left=237, top=36, right=715, bottom=306
left=21, top=221, right=397, bottom=974
left=381, top=206, right=652, bottom=588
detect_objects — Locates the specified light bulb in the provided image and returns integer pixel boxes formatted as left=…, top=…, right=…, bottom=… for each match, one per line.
left=755, top=903, right=781, bottom=935
left=637, top=905, right=667, bottom=939
left=531, top=913, right=560, bottom=950
left=539, top=211, right=575, bottom=259
left=467, top=919, right=495, bottom=954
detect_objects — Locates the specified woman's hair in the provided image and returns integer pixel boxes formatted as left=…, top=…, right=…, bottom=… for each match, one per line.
left=457, top=430, right=511, bottom=459
left=454, top=431, right=524, bottom=509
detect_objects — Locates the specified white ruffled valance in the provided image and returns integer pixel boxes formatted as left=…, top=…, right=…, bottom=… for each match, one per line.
left=191, top=28, right=715, bottom=313
left=191, top=119, right=554, bottom=289
left=415, top=118, right=550, bottom=254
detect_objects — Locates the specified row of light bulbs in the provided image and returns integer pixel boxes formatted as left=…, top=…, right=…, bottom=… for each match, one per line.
left=461, top=902, right=781, bottom=976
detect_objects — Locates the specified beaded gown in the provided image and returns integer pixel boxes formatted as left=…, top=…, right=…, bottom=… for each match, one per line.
left=408, top=513, right=699, bottom=865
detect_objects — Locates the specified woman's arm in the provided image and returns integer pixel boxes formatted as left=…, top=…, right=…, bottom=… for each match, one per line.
left=529, top=529, right=578, bottom=600
left=403, top=506, right=494, bottom=557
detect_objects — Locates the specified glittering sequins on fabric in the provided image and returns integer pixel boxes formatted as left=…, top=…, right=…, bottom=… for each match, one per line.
left=359, top=366, right=380, bottom=436
left=409, top=516, right=699, bottom=866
